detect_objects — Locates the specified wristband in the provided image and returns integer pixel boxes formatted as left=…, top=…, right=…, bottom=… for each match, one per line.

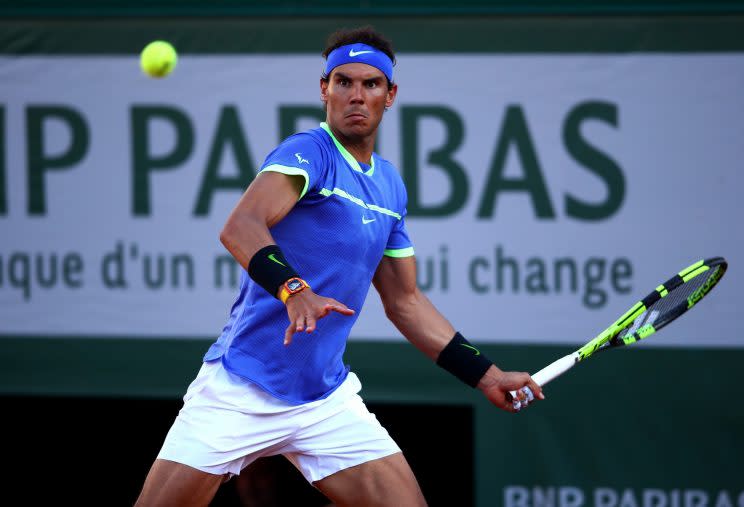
left=247, top=245, right=299, bottom=299
left=436, top=332, right=493, bottom=388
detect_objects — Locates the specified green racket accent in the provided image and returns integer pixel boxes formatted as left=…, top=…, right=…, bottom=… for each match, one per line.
left=575, top=257, right=727, bottom=362
left=576, top=301, right=646, bottom=360
left=514, top=257, right=727, bottom=404
left=679, top=260, right=706, bottom=279
left=655, top=284, right=668, bottom=297
left=622, top=323, right=657, bottom=345
left=637, top=324, right=656, bottom=339
left=680, top=259, right=704, bottom=276
left=687, top=264, right=724, bottom=308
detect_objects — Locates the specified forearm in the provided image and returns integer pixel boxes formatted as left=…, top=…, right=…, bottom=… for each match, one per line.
left=386, top=292, right=502, bottom=391
left=374, top=257, right=540, bottom=411
left=220, top=213, right=275, bottom=270
left=383, top=288, right=456, bottom=361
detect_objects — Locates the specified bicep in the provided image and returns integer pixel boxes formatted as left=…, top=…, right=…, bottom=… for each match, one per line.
left=219, top=171, right=304, bottom=268
left=228, top=171, right=305, bottom=228
left=373, top=255, right=418, bottom=304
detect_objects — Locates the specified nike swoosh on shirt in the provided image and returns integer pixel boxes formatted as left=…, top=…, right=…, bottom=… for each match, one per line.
left=362, top=217, right=376, bottom=224
left=349, top=49, right=375, bottom=57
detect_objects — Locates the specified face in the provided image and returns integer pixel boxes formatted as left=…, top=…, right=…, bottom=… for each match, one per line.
left=320, top=63, right=397, bottom=140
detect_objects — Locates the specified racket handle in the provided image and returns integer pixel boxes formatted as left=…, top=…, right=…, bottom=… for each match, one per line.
left=530, top=353, right=577, bottom=386
left=509, top=353, right=578, bottom=405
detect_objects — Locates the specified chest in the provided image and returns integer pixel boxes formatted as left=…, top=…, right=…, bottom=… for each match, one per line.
left=304, top=162, right=401, bottom=264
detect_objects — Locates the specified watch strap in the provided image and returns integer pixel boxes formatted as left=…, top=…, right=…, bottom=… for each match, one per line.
left=278, top=277, right=310, bottom=304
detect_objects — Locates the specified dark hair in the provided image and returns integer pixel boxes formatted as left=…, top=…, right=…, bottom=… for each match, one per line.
left=322, top=25, right=396, bottom=88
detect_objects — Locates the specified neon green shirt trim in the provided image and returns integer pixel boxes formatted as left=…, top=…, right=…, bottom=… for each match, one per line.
left=261, top=164, right=310, bottom=199
left=320, top=122, right=375, bottom=176
left=384, top=247, right=415, bottom=258
left=319, top=187, right=401, bottom=220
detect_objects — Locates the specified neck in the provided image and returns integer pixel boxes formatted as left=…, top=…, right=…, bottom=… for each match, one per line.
left=328, top=124, right=376, bottom=164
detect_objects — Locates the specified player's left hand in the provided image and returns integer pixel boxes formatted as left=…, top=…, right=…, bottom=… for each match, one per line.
left=283, top=289, right=355, bottom=345
left=477, top=366, right=544, bottom=413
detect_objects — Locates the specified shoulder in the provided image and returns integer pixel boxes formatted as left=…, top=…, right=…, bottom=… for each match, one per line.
left=262, top=127, right=333, bottom=173
left=274, top=128, right=330, bottom=157
left=374, top=155, right=405, bottom=187
left=373, top=155, right=408, bottom=207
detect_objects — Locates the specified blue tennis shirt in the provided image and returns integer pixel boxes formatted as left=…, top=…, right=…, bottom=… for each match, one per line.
left=204, top=123, right=414, bottom=404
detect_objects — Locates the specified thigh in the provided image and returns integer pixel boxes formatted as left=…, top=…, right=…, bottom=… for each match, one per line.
left=233, top=456, right=334, bottom=507
left=157, top=360, right=301, bottom=477
left=134, top=458, right=225, bottom=507
left=284, top=383, right=426, bottom=506
left=283, top=385, right=401, bottom=484
left=314, top=452, right=427, bottom=507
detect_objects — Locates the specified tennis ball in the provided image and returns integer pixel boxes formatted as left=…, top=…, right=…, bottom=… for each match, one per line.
left=140, top=40, right=178, bottom=78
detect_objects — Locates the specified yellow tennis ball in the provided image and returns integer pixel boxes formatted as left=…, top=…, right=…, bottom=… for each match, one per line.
left=140, top=40, right=178, bottom=78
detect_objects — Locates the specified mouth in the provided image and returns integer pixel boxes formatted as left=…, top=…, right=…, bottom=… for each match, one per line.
left=345, top=112, right=368, bottom=120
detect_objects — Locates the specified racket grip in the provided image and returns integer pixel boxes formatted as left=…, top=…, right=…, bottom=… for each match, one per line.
left=531, top=354, right=577, bottom=386
left=509, top=353, right=578, bottom=405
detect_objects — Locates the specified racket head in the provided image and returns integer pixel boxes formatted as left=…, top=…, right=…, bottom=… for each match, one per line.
left=577, top=257, right=727, bottom=360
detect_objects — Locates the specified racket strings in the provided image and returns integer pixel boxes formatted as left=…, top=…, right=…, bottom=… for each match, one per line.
left=619, top=268, right=716, bottom=341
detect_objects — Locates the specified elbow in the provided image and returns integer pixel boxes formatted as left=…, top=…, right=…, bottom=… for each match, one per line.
left=219, top=223, right=232, bottom=250
left=381, top=292, right=416, bottom=323
left=379, top=294, right=397, bottom=321
left=219, top=218, right=240, bottom=251
left=382, top=301, right=399, bottom=322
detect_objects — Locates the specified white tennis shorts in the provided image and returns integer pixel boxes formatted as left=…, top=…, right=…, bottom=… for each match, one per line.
left=156, top=360, right=401, bottom=483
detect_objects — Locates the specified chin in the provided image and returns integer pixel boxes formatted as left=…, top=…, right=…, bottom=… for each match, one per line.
left=352, top=116, right=381, bottom=130
left=343, top=122, right=372, bottom=137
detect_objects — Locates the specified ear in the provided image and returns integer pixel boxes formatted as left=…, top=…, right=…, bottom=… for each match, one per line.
left=320, top=78, right=329, bottom=105
left=385, top=83, right=398, bottom=109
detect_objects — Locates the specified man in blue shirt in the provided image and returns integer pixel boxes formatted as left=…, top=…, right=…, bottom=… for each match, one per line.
left=136, top=25, right=542, bottom=507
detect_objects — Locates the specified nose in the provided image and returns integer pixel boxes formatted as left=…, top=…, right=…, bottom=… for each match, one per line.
left=349, top=82, right=364, bottom=104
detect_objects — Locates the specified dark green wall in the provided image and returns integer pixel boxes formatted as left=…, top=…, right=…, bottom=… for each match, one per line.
left=2, top=0, right=744, bottom=17
left=3, top=15, right=744, bottom=55
left=2, top=337, right=743, bottom=505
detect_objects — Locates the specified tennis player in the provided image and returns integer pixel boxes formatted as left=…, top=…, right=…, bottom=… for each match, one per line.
left=135, top=26, right=543, bottom=507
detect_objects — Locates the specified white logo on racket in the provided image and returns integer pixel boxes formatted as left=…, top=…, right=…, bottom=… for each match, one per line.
left=623, top=310, right=660, bottom=338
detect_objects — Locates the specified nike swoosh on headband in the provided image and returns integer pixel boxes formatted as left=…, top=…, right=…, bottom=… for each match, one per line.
left=349, top=49, right=375, bottom=57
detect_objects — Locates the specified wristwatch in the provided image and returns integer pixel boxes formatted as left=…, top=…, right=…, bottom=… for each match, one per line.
left=278, top=277, right=310, bottom=304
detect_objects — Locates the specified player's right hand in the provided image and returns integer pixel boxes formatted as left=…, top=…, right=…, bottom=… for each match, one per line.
left=283, top=289, right=355, bottom=346
left=477, top=366, right=544, bottom=413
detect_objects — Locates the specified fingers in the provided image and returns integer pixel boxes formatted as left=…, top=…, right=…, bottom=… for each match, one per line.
left=509, top=374, right=546, bottom=412
left=305, top=314, right=317, bottom=334
left=325, top=302, right=355, bottom=316
left=283, top=297, right=354, bottom=346
left=527, top=377, right=545, bottom=401
left=281, top=308, right=330, bottom=346
left=284, top=314, right=309, bottom=346
left=284, top=322, right=295, bottom=346
left=511, top=387, right=533, bottom=412
left=505, top=391, right=520, bottom=413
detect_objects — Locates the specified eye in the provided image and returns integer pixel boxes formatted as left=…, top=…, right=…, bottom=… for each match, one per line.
left=366, top=81, right=377, bottom=88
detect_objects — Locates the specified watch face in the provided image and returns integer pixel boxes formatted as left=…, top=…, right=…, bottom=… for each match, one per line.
left=287, top=279, right=303, bottom=291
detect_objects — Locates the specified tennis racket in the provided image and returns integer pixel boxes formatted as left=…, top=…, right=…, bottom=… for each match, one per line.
left=510, top=257, right=728, bottom=409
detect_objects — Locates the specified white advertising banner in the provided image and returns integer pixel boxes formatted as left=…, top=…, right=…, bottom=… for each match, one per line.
left=1, top=54, right=742, bottom=345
